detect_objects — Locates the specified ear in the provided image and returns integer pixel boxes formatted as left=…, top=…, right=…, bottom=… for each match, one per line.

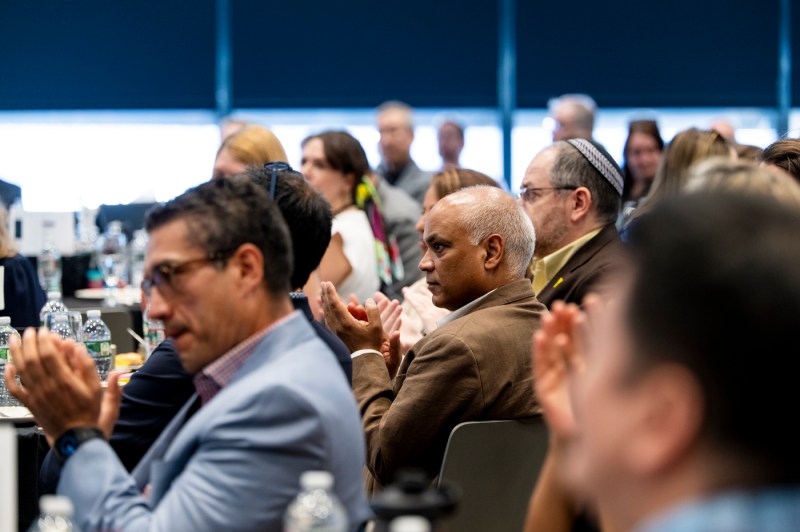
left=569, top=187, right=593, bottom=223
left=483, top=234, right=504, bottom=271
left=230, top=243, right=265, bottom=293
left=625, top=364, right=704, bottom=478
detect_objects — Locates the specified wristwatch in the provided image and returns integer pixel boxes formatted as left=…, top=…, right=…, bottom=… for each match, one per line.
left=54, top=427, right=104, bottom=465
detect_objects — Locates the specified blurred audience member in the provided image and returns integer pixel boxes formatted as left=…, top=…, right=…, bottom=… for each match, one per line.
left=548, top=94, right=597, bottom=142
left=621, top=120, right=664, bottom=205
left=302, top=131, right=381, bottom=302
left=760, top=137, right=800, bottom=183
left=375, top=101, right=433, bottom=203
left=322, top=186, right=543, bottom=494
left=622, top=128, right=732, bottom=232
left=519, top=139, right=623, bottom=307
left=0, top=205, right=46, bottom=327
left=8, top=176, right=370, bottom=531
left=219, top=117, right=250, bottom=142
left=212, top=124, right=288, bottom=178
left=686, top=157, right=800, bottom=206
left=735, top=143, right=763, bottom=161
left=437, top=119, right=465, bottom=170
left=533, top=192, right=800, bottom=531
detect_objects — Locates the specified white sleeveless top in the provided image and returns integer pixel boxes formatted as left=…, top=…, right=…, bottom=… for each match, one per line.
left=331, top=208, right=380, bottom=302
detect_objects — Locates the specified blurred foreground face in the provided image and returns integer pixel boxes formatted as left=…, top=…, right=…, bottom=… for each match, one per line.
left=378, top=109, right=414, bottom=166
left=566, top=279, right=646, bottom=504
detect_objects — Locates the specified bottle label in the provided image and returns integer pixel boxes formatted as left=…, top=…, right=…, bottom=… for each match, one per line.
left=0, top=347, right=8, bottom=361
left=85, top=340, right=111, bottom=359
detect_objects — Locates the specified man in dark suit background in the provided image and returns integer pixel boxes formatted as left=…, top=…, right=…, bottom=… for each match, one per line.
left=323, top=186, right=545, bottom=494
left=519, top=138, right=624, bottom=308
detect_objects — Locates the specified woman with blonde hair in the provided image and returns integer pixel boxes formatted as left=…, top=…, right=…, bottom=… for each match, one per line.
left=212, top=124, right=288, bottom=179
left=1, top=205, right=46, bottom=327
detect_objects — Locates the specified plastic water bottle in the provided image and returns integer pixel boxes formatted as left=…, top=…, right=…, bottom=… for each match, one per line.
left=49, top=314, right=77, bottom=342
left=82, top=310, right=112, bottom=380
left=129, top=229, right=148, bottom=292
left=28, top=495, right=77, bottom=531
left=40, top=291, right=68, bottom=326
left=142, top=304, right=165, bottom=357
left=0, top=317, right=22, bottom=407
left=390, top=516, right=431, bottom=532
left=37, top=243, right=62, bottom=293
left=284, top=471, right=348, bottom=532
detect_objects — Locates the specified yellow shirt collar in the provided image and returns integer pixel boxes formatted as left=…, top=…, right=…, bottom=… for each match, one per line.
left=532, top=227, right=603, bottom=295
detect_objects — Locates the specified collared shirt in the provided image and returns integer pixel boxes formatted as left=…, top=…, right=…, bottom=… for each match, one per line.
left=437, top=288, right=497, bottom=327
left=193, top=310, right=300, bottom=405
left=531, top=227, right=603, bottom=295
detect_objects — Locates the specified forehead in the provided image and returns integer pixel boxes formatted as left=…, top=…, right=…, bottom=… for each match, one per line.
left=302, top=137, right=324, bottom=158
left=378, top=109, right=410, bottom=129
left=522, top=148, right=557, bottom=186
left=424, top=200, right=463, bottom=238
left=145, top=218, right=200, bottom=266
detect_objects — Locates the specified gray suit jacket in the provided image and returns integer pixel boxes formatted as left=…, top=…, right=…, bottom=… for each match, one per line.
left=375, top=178, right=423, bottom=299
left=58, top=312, right=371, bottom=531
left=377, top=159, right=432, bottom=204
left=353, top=279, right=545, bottom=493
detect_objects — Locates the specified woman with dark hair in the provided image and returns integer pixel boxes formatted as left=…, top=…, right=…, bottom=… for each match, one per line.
left=301, top=131, right=381, bottom=302
left=621, top=120, right=664, bottom=205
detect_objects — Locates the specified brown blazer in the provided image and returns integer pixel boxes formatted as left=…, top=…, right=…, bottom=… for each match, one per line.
left=536, top=224, right=624, bottom=308
left=352, top=278, right=545, bottom=494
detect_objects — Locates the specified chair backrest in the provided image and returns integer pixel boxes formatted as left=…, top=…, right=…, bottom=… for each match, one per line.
left=437, top=417, right=548, bottom=532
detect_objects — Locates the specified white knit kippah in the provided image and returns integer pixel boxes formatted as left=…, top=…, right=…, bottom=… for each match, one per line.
left=566, top=138, right=624, bottom=196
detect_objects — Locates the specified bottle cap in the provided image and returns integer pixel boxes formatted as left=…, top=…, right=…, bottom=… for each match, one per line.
left=390, top=516, right=431, bottom=532
left=87, top=309, right=101, bottom=319
left=0, top=317, right=10, bottom=325
left=39, top=495, right=74, bottom=517
left=300, top=470, right=334, bottom=491
left=47, top=291, right=62, bottom=300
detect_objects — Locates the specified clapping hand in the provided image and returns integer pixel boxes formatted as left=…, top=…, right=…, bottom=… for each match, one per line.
left=5, top=328, right=123, bottom=442
left=320, top=282, right=386, bottom=353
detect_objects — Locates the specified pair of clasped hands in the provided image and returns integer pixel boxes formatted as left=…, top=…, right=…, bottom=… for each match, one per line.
left=4, top=328, right=123, bottom=445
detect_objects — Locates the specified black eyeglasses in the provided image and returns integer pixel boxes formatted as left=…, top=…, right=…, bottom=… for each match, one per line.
left=518, top=186, right=577, bottom=202
left=264, top=162, right=292, bottom=200
left=142, top=250, right=233, bottom=299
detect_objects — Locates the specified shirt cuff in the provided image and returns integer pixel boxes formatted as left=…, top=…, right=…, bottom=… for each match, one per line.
left=351, top=349, right=382, bottom=360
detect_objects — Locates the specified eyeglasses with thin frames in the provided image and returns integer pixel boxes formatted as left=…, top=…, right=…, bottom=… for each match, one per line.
left=518, top=185, right=577, bottom=202
left=142, top=250, right=234, bottom=299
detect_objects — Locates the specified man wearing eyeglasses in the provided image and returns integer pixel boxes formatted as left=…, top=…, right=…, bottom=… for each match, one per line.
left=519, top=139, right=624, bottom=308
left=6, top=176, right=371, bottom=531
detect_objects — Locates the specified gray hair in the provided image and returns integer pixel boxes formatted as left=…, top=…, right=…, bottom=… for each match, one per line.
left=446, top=186, right=535, bottom=277
left=548, top=93, right=597, bottom=132
left=376, top=100, right=415, bottom=130
left=549, top=142, right=622, bottom=224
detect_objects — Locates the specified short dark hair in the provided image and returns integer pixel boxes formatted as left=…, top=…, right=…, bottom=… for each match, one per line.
left=243, top=166, right=333, bottom=289
left=627, top=192, right=800, bottom=484
left=550, top=143, right=621, bottom=225
left=301, top=131, right=371, bottom=201
left=145, top=176, right=293, bottom=294
left=760, top=138, right=800, bottom=183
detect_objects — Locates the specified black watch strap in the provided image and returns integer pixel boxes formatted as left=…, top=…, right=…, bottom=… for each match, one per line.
left=54, top=427, right=104, bottom=465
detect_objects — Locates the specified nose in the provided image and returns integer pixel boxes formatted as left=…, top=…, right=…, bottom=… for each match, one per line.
left=418, top=248, right=433, bottom=272
left=300, top=161, right=312, bottom=179
left=147, top=285, right=172, bottom=321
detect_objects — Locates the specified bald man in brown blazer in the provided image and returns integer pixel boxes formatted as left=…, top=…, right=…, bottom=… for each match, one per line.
left=322, top=187, right=545, bottom=494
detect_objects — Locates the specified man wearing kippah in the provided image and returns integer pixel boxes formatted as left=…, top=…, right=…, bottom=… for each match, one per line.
left=519, top=139, right=624, bottom=308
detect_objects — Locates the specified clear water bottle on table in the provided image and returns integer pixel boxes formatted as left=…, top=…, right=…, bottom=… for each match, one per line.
left=40, top=291, right=68, bottom=326
left=284, top=470, right=348, bottom=531
left=82, top=310, right=112, bottom=381
left=37, top=243, right=62, bottom=294
left=0, top=316, right=22, bottom=407
left=28, top=495, right=77, bottom=531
